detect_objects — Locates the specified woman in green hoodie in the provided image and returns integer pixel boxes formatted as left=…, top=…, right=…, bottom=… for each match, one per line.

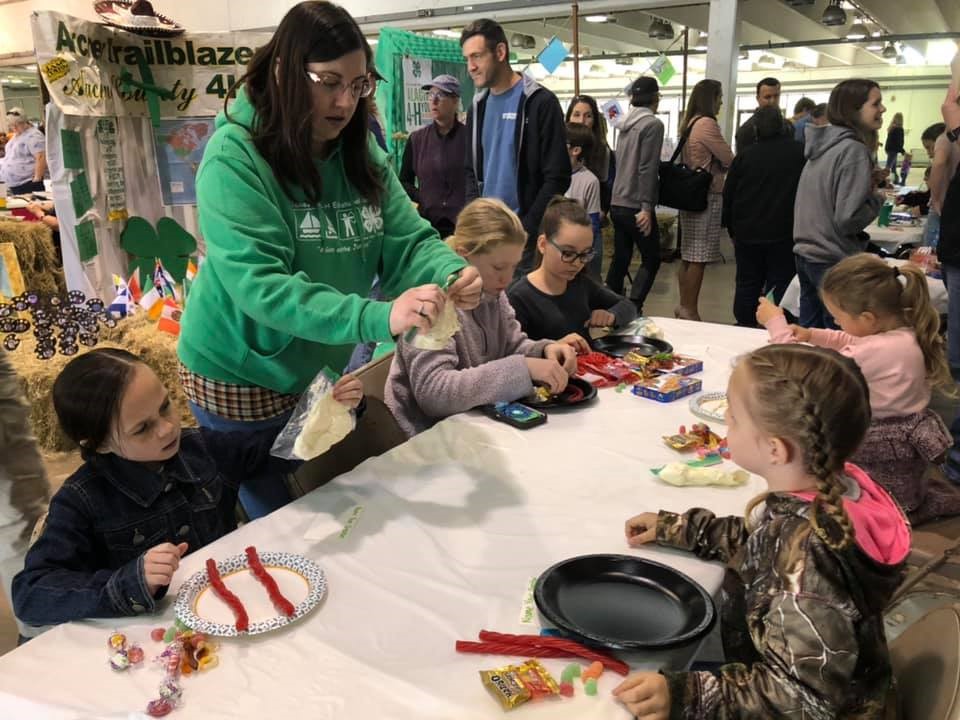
left=178, top=1, right=482, bottom=518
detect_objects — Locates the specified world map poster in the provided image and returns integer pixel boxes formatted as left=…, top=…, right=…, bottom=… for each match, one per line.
left=152, top=118, right=216, bottom=206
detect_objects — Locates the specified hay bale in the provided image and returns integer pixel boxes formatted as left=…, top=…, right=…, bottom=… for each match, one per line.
left=0, top=220, right=65, bottom=296
left=8, top=313, right=193, bottom=452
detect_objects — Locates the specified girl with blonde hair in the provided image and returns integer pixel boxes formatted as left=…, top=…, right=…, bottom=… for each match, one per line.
left=758, top=253, right=960, bottom=522
left=386, top=198, right=577, bottom=436
left=617, top=344, right=908, bottom=719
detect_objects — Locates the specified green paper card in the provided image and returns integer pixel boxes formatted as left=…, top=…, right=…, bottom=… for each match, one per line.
left=76, top=221, right=98, bottom=263
left=60, top=129, right=84, bottom=169
left=71, top=172, right=93, bottom=216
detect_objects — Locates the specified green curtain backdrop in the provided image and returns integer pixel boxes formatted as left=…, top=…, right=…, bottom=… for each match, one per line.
left=374, top=27, right=474, bottom=166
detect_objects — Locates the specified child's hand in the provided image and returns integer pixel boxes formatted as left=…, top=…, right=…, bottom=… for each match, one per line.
left=143, top=542, right=188, bottom=596
left=447, top=266, right=483, bottom=310
left=587, top=309, right=617, bottom=328
left=755, top=297, right=783, bottom=326
left=559, top=332, right=591, bottom=354
left=544, top=342, right=578, bottom=375
left=526, top=357, right=569, bottom=394
left=625, top=513, right=659, bottom=547
left=332, top=374, right=363, bottom=409
left=612, top=672, right=670, bottom=719
left=789, top=324, right=812, bottom=343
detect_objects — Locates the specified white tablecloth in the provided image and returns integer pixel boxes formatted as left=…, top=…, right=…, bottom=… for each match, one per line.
left=781, top=257, right=947, bottom=318
left=0, top=319, right=769, bottom=720
left=866, top=218, right=925, bottom=252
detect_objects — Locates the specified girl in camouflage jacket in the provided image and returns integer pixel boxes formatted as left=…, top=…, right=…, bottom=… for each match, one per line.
left=616, top=344, right=909, bottom=720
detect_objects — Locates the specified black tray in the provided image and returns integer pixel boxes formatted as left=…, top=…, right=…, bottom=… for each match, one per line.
left=534, top=554, right=716, bottom=650
left=591, top=335, right=673, bottom=359
left=524, top=376, right=598, bottom=409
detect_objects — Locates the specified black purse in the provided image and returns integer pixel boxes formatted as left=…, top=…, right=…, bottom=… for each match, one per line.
left=938, top=161, right=960, bottom=268
left=658, top=116, right=713, bottom=212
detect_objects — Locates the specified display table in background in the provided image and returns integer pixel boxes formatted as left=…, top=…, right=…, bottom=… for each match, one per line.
left=0, top=319, right=770, bottom=720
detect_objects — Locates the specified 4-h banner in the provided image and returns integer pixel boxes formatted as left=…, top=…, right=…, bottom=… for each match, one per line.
left=33, top=11, right=272, bottom=119
left=402, top=57, right=433, bottom=132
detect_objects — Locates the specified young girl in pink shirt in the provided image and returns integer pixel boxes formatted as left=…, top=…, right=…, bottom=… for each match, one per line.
left=757, top=253, right=960, bottom=522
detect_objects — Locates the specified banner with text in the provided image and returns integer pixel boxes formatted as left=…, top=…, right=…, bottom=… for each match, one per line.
left=32, top=11, right=273, bottom=118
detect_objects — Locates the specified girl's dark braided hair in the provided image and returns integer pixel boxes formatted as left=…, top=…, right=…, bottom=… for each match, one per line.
left=742, top=345, right=872, bottom=549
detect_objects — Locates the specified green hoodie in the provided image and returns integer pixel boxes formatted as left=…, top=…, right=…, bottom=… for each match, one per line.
left=178, top=90, right=466, bottom=395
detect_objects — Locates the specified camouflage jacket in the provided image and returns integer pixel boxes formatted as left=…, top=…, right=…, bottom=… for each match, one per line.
left=657, top=493, right=905, bottom=720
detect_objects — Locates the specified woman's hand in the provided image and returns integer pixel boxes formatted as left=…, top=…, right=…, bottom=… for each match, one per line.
left=447, top=266, right=483, bottom=310
left=587, top=309, right=617, bottom=328
left=559, top=332, right=591, bottom=354
left=613, top=672, right=671, bottom=719
left=624, top=512, right=659, bottom=547
left=389, top=284, right=446, bottom=336
left=788, top=324, right=812, bottom=343
left=544, top=342, right=578, bottom=375
left=143, top=542, right=189, bottom=596
left=526, top=357, right=569, bottom=394
left=755, top=297, right=783, bottom=326
left=332, top=374, right=363, bottom=409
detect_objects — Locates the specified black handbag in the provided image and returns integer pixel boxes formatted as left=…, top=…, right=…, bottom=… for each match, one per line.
left=658, top=116, right=713, bottom=212
left=939, top=161, right=960, bottom=268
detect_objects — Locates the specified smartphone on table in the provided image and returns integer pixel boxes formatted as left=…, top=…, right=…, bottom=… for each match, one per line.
left=481, top=402, right=547, bottom=429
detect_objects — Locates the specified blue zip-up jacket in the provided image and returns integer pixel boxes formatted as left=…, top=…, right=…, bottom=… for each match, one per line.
left=12, top=428, right=289, bottom=626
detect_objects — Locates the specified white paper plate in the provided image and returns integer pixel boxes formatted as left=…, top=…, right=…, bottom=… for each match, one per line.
left=689, top=391, right=728, bottom=423
left=174, top=551, right=326, bottom=637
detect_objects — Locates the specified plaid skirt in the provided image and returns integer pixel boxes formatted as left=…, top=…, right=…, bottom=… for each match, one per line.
left=679, top=192, right=723, bottom=263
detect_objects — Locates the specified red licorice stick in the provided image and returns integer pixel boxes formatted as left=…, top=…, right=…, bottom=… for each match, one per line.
left=455, top=639, right=629, bottom=676
left=478, top=630, right=630, bottom=675
left=205, top=558, right=249, bottom=632
left=245, top=546, right=295, bottom=617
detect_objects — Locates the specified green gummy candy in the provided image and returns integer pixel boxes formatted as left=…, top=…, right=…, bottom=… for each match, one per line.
left=163, top=627, right=176, bottom=643
left=174, top=618, right=188, bottom=631
left=561, top=663, right=581, bottom=682
left=585, top=678, right=598, bottom=696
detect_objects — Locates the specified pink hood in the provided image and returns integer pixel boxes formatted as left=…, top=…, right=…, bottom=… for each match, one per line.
left=792, top=462, right=911, bottom=565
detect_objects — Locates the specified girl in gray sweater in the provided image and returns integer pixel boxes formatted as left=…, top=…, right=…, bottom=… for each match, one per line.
left=386, top=199, right=578, bottom=436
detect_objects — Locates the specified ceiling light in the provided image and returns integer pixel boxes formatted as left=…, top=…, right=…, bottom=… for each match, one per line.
left=846, top=16, right=868, bottom=40
left=694, top=31, right=708, bottom=51
left=584, top=15, right=610, bottom=23
left=865, top=35, right=885, bottom=51
left=648, top=18, right=674, bottom=40
left=821, top=0, right=847, bottom=27
left=432, top=29, right=460, bottom=38
left=616, top=57, right=634, bottom=66
left=882, top=42, right=898, bottom=59
left=509, top=33, right=536, bottom=49
left=757, top=53, right=778, bottom=68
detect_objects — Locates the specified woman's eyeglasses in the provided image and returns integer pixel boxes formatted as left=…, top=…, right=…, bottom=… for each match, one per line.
left=547, top=236, right=596, bottom=265
left=305, top=70, right=373, bottom=99
left=427, top=90, right=455, bottom=102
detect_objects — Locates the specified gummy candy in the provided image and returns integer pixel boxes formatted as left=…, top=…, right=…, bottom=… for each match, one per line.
left=559, top=682, right=574, bottom=697
left=126, top=645, right=145, bottom=664
left=150, top=627, right=165, bottom=642
left=584, top=678, right=598, bottom=696
left=146, top=699, right=174, bottom=717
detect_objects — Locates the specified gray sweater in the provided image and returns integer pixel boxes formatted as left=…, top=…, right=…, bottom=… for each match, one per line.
left=611, top=106, right=665, bottom=212
left=793, top=125, right=883, bottom=265
left=385, top=293, right=551, bottom=436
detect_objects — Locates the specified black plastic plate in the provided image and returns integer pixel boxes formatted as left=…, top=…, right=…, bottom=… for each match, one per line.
left=591, top=335, right=673, bottom=359
left=534, top=554, right=716, bottom=650
left=525, top=376, right=598, bottom=409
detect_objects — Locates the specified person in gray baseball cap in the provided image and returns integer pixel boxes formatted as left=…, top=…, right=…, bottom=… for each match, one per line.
left=399, top=74, right=467, bottom=237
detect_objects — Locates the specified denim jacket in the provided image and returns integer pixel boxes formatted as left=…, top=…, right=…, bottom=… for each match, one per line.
left=12, top=428, right=284, bottom=626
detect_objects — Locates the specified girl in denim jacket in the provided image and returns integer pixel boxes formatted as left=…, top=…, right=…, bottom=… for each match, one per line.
left=13, top=349, right=360, bottom=627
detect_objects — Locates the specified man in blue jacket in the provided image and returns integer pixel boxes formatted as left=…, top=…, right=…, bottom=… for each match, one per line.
left=461, top=20, right=570, bottom=274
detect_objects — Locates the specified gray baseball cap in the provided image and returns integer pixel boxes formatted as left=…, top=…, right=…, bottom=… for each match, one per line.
left=422, top=74, right=461, bottom=96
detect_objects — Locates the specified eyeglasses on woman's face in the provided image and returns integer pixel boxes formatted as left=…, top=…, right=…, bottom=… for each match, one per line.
left=548, top=236, right=596, bottom=265
left=305, top=70, right=373, bottom=99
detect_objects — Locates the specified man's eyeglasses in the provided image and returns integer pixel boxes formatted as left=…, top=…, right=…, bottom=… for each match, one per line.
left=548, top=236, right=596, bottom=265
left=305, top=70, right=373, bottom=99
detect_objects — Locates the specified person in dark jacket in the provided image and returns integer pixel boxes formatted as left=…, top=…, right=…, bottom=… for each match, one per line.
left=399, top=74, right=467, bottom=238
left=461, top=19, right=571, bottom=274
left=723, top=106, right=805, bottom=326
left=11, top=349, right=316, bottom=627
left=735, top=77, right=782, bottom=151
left=884, top=113, right=905, bottom=184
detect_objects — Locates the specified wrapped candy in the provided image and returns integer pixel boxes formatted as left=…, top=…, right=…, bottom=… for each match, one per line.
left=480, top=664, right=532, bottom=711
left=109, top=651, right=131, bottom=672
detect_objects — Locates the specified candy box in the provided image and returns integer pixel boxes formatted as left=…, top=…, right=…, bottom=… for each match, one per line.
left=632, top=374, right=702, bottom=403
left=660, top=354, right=703, bottom=376
left=622, top=352, right=703, bottom=377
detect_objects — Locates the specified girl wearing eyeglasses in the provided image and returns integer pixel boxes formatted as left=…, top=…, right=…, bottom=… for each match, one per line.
left=508, top=196, right=637, bottom=352
left=178, top=1, right=482, bottom=518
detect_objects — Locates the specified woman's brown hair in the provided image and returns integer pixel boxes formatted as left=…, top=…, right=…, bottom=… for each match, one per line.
left=740, top=345, right=872, bottom=549
left=680, top=79, right=722, bottom=136
left=225, top=1, right=382, bottom=206
left=827, top=78, right=881, bottom=149
left=821, top=253, right=953, bottom=394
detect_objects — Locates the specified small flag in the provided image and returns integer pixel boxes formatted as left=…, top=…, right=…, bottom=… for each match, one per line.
left=650, top=55, right=675, bottom=85
left=139, top=286, right=163, bottom=320
left=153, top=260, right=180, bottom=302
left=157, top=297, right=182, bottom=336
left=127, top=272, right=143, bottom=303
left=538, top=36, right=569, bottom=75
left=185, top=259, right=198, bottom=281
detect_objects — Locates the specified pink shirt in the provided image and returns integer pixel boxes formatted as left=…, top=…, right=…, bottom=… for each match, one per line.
left=681, top=115, right=734, bottom=193
left=766, top=314, right=929, bottom=418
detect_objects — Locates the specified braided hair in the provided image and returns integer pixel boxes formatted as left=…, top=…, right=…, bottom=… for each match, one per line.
left=741, top=345, right=872, bottom=549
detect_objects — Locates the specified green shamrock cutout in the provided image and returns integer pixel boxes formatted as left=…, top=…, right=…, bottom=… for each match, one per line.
left=121, top=216, right=197, bottom=288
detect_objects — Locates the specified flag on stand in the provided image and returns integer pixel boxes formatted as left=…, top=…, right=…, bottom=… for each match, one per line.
left=139, top=286, right=164, bottom=320
left=127, top=272, right=143, bottom=303
left=108, top=275, right=134, bottom=318
left=157, top=297, right=182, bottom=336
left=154, top=260, right=181, bottom=302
